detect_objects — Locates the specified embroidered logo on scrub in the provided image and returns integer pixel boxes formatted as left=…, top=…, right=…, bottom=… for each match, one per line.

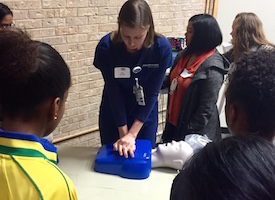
left=142, top=64, right=159, bottom=68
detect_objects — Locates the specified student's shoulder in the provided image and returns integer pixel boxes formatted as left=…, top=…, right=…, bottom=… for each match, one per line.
left=20, top=159, right=78, bottom=199
left=46, top=163, right=78, bottom=199
left=62, top=172, right=78, bottom=200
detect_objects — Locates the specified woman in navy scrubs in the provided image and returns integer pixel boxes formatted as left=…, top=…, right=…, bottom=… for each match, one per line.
left=94, top=0, right=172, bottom=158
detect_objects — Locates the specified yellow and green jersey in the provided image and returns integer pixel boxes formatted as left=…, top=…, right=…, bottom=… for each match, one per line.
left=0, top=130, right=78, bottom=200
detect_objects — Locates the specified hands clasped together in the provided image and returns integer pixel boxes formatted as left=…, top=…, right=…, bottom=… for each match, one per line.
left=113, top=133, right=136, bottom=158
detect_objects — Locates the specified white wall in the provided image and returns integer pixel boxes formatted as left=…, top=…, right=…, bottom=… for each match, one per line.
left=217, top=0, right=275, bottom=51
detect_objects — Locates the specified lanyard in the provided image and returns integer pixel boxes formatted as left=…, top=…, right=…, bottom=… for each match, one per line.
left=133, top=48, right=148, bottom=106
left=169, top=56, right=194, bottom=95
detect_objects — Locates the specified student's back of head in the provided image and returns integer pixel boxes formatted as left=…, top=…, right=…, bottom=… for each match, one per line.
left=225, top=49, right=275, bottom=142
left=170, top=135, right=275, bottom=200
left=0, top=28, right=71, bottom=137
left=0, top=28, right=77, bottom=200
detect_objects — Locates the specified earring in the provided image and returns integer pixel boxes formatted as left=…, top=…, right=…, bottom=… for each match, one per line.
left=54, top=116, right=58, bottom=120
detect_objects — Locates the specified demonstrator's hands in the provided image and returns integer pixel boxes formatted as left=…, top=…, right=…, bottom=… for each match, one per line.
left=113, top=133, right=136, bottom=158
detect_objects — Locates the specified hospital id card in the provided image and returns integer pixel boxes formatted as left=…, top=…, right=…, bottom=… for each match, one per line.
left=114, top=67, right=130, bottom=78
left=180, top=68, right=192, bottom=78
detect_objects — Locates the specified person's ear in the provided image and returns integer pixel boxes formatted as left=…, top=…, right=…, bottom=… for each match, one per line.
left=225, top=103, right=237, bottom=128
left=50, top=97, right=61, bottom=121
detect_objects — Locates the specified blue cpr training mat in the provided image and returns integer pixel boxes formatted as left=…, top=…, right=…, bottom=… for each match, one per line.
left=94, top=139, right=152, bottom=179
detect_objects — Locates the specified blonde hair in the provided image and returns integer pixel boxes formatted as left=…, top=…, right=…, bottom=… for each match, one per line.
left=111, top=0, right=159, bottom=48
left=232, top=12, right=273, bottom=61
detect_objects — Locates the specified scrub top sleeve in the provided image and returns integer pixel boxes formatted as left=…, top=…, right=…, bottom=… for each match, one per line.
left=93, top=35, right=110, bottom=70
left=93, top=37, right=128, bottom=127
left=135, top=38, right=173, bottom=122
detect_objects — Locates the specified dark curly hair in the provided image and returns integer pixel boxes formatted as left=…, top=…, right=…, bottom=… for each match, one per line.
left=0, top=28, right=71, bottom=119
left=226, top=49, right=275, bottom=140
left=171, top=135, right=275, bottom=200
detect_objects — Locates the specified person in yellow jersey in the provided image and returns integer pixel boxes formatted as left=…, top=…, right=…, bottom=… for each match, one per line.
left=0, top=28, right=78, bottom=200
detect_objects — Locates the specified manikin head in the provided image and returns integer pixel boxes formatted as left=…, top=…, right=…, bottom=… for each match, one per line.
left=151, top=140, right=193, bottom=170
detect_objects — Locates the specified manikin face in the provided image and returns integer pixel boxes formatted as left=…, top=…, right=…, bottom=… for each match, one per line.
left=158, top=141, right=188, bottom=153
left=157, top=141, right=193, bottom=167
left=0, top=14, right=13, bottom=28
left=185, top=22, right=194, bottom=46
left=120, top=25, right=148, bottom=53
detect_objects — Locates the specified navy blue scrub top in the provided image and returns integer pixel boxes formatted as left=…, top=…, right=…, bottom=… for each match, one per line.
left=94, top=33, right=172, bottom=144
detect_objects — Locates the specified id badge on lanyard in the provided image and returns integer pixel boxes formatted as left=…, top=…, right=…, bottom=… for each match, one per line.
left=169, top=78, right=178, bottom=95
left=169, top=68, right=192, bottom=95
left=132, top=49, right=147, bottom=106
left=133, top=78, right=145, bottom=106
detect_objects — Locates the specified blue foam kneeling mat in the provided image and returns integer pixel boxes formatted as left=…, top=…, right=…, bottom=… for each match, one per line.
left=94, top=139, right=152, bottom=179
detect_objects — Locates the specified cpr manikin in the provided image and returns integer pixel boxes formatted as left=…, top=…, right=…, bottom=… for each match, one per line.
left=151, top=135, right=212, bottom=170
left=151, top=140, right=194, bottom=170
